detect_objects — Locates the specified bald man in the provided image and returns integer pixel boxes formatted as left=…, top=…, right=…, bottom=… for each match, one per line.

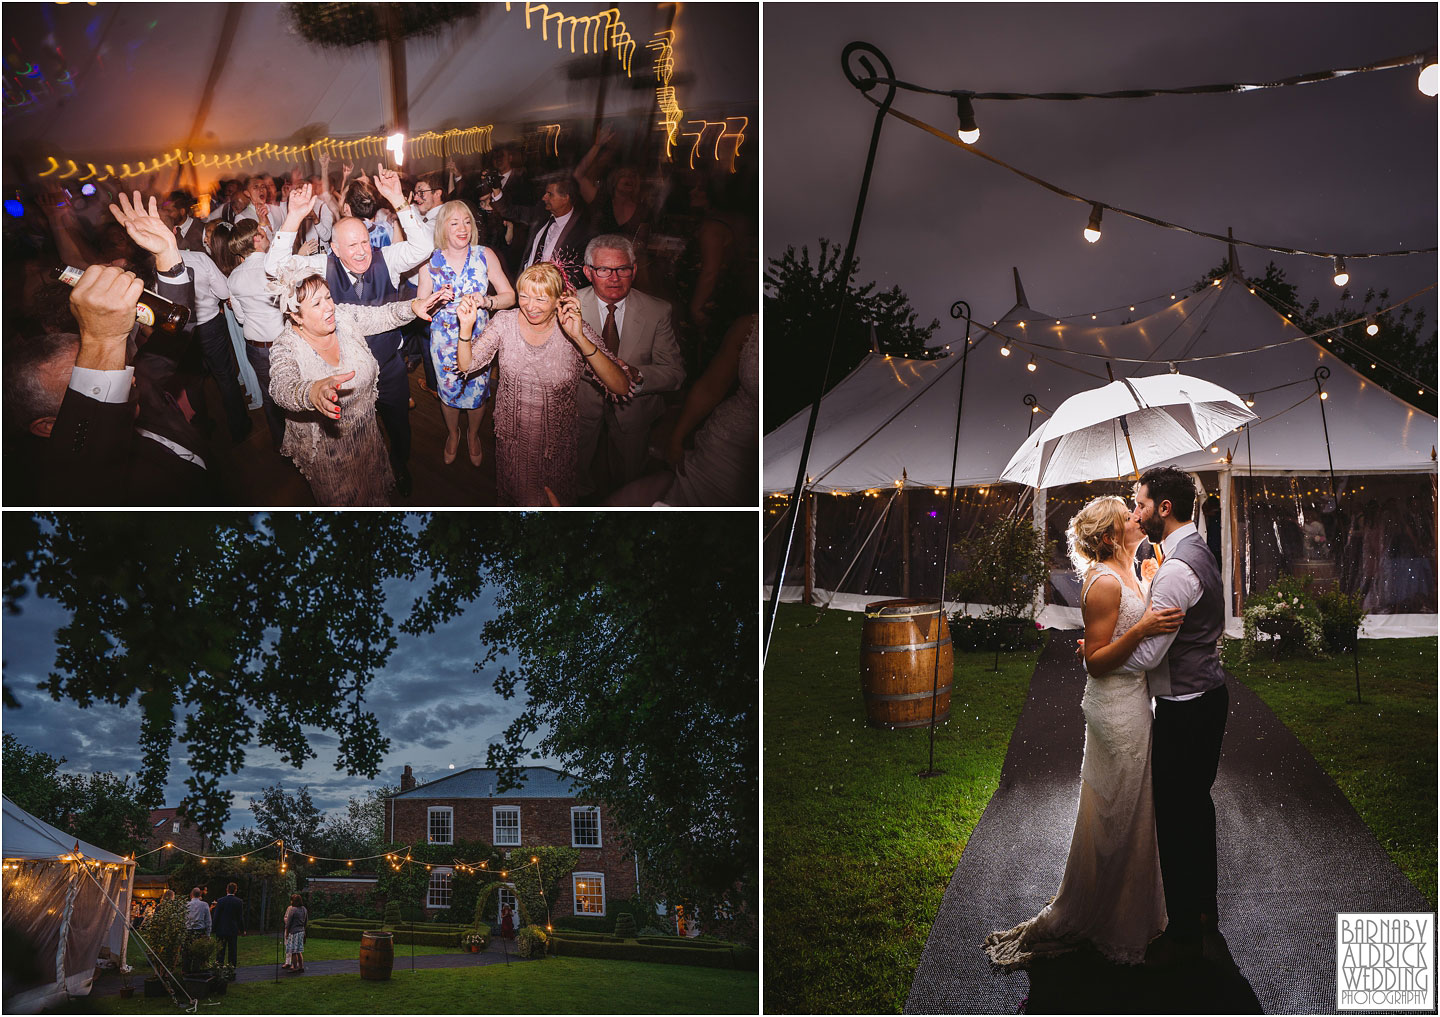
left=267, top=171, right=433, bottom=495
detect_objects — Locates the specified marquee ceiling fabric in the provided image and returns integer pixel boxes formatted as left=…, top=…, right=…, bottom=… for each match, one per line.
left=3, top=3, right=756, bottom=164
left=764, top=273, right=1438, bottom=493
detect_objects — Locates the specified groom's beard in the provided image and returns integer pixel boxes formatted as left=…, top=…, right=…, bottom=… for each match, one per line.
left=1141, top=517, right=1165, bottom=545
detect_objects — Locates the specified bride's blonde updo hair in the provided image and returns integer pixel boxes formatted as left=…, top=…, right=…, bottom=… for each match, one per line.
left=1066, top=495, right=1130, bottom=575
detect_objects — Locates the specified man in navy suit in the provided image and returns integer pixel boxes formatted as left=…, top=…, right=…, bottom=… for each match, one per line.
left=212, top=883, right=244, bottom=974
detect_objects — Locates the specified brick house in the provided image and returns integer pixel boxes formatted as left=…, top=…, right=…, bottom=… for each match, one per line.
left=143, top=807, right=209, bottom=863
left=386, top=765, right=636, bottom=924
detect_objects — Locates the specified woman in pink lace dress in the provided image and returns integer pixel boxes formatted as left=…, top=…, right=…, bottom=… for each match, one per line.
left=456, top=262, right=634, bottom=505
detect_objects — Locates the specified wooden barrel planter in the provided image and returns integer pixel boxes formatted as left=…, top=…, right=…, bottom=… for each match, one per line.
left=861, top=599, right=953, bottom=729
left=359, top=931, right=394, bottom=981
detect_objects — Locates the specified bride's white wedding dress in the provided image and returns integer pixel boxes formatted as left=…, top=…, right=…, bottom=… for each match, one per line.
left=982, top=565, right=1166, bottom=968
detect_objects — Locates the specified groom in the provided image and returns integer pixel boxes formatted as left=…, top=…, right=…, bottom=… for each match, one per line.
left=1124, top=465, right=1229, bottom=964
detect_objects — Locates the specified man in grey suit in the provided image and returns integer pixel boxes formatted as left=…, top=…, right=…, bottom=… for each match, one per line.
left=576, top=234, right=686, bottom=497
left=1123, top=466, right=1230, bottom=965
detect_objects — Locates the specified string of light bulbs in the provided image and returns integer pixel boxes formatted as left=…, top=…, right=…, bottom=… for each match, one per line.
left=857, top=49, right=1437, bottom=116
left=862, top=97, right=1437, bottom=271
left=34, top=126, right=495, bottom=183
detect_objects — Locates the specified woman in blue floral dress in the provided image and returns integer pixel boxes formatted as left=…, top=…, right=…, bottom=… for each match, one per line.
left=416, top=200, right=515, bottom=465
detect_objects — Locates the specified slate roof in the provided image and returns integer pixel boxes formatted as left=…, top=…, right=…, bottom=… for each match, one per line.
left=389, top=766, right=581, bottom=800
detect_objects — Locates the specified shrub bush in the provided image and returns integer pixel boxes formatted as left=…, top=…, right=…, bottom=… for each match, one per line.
left=1316, top=587, right=1365, bottom=651
left=514, top=925, right=548, bottom=959
left=947, top=614, right=1044, bottom=652
left=383, top=900, right=402, bottom=928
left=306, top=921, right=462, bottom=947
left=946, top=519, right=1053, bottom=624
left=307, top=890, right=375, bottom=921
left=612, top=913, right=637, bottom=940
left=1241, top=575, right=1324, bottom=659
left=548, top=934, right=741, bottom=968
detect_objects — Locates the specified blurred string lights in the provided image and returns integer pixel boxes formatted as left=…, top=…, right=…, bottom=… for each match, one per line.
left=34, top=127, right=494, bottom=182
left=646, top=26, right=747, bottom=171
left=503, top=2, right=636, bottom=75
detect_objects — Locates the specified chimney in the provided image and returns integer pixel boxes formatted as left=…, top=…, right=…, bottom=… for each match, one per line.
left=400, top=765, right=415, bottom=792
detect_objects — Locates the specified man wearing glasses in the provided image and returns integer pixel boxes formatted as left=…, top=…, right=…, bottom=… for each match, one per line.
left=576, top=234, right=686, bottom=498
left=411, top=174, right=446, bottom=228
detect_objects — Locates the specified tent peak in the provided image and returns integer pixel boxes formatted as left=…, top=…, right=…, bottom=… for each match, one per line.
left=1012, top=267, right=1029, bottom=308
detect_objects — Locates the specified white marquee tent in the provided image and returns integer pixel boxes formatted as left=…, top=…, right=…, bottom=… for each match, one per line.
left=1, top=797, right=136, bottom=1013
left=765, top=266, right=1437, bottom=635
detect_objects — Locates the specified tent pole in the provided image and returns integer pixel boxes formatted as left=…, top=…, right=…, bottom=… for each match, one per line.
left=920, top=300, right=974, bottom=779
left=804, top=492, right=816, bottom=606
left=900, top=472, right=911, bottom=597
left=1314, top=367, right=1339, bottom=502
left=765, top=41, right=896, bottom=662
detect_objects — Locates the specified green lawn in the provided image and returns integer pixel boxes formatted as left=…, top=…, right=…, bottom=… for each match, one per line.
left=93, top=958, right=757, bottom=1014
left=1222, top=636, right=1437, bottom=907
left=763, top=603, right=1040, bottom=1014
left=113, top=931, right=458, bottom=981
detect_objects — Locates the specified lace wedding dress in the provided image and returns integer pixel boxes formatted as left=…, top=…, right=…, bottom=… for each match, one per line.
left=982, top=566, right=1166, bottom=968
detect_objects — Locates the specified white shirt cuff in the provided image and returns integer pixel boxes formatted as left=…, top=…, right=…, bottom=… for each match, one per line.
left=69, top=366, right=134, bottom=404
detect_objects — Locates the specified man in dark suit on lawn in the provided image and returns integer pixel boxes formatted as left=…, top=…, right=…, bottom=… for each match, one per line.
left=212, top=883, right=244, bottom=975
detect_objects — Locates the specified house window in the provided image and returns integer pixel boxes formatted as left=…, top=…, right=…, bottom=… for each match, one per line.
left=493, top=807, right=520, bottom=846
left=573, top=872, right=605, bottom=915
left=171, top=821, right=180, bottom=834
left=428, top=807, right=453, bottom=845
left=428, top=868, right=452, bottom=909
left=570, top=807, right=601, bottom=848
left=497, top=885, right=517, bottom=924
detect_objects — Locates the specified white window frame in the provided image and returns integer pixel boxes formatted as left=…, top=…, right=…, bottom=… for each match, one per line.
left=427, top=806, right=453, bottom=845
left=570, top=806, right=601, bottom=848
left=572, top=872, right=605, bottom=916
left=492, top=806, right=521, bottom=847
left=427, top=867, right=453, bottom=909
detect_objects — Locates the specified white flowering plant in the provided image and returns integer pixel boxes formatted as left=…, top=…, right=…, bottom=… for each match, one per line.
left=1240, top=575, right=1325, bottom=659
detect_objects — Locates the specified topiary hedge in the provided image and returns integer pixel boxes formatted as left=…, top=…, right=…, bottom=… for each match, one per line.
left=306, top=921, right=463, bottom=947
left=514, top=925, right=548, bottom=959
left=547, top=934, right=742, bottom=968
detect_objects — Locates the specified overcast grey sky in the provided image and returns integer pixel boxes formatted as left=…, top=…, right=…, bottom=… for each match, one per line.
left=764, top=3, right=1436, bottom=351
left=2, top=572, right=559, bottom=837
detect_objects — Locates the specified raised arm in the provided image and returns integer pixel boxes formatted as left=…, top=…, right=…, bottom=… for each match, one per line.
left=573, top=126, right=616, bottom=206
left=1082, top=573, right=1184, bottom=678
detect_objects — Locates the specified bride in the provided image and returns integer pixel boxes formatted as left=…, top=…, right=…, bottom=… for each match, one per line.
left=983, top=495, right=1183, bottom=968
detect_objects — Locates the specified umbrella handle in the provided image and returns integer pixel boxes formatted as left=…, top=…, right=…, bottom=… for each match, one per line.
left=1118, top=414, right=1140, bottom=479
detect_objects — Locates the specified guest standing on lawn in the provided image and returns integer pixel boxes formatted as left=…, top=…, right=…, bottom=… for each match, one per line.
left=282, top=894, right=308, bottom=973
left=212, top=883, right=244, bottom=976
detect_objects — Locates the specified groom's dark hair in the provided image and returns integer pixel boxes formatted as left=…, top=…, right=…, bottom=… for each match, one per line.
left=1137, top=466, right=1196, bottom=522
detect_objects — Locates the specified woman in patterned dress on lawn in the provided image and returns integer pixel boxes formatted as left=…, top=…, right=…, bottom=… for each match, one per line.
left=415, top=200, right=515, bottom=466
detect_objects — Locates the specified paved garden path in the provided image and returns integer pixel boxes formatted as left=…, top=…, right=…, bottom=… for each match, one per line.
left=905, top=631, right=1430, bottom=1014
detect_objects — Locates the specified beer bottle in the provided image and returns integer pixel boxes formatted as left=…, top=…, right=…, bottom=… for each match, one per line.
left=55, top=265, right=191, bottom=331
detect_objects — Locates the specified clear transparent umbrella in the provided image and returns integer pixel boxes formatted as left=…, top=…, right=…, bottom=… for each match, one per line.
left=1001, top=373, right=1258, bottom=488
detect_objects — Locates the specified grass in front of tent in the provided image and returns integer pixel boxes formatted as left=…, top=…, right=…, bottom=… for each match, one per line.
left=763, top=603, right=1040, bottom=1014
left=1222, top=636, right=1437, bottom=907
left=93, top=957, right=757, bottom=1014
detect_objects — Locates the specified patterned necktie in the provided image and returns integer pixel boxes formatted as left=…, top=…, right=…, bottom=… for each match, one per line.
left=531, top=216, right=555, bottom=266
left=601, top=303, right=619, bottom=353
left=354, top=274, right=366, bottom=301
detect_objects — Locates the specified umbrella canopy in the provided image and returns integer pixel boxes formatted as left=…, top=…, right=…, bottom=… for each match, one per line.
left=1001, top=373, right=1257, bottom=488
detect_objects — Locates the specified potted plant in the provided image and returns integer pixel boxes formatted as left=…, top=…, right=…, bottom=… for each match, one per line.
left=118, top=969, right=135, bottom=1000
left=462, top=931, right=486, bottom=953
left=181, top=937, right=225, bottom=998
left=140, top=897, right=187, bottom=997
left=946, top=518, right=1053, bottom=650
left=1240, top=575, right=1324, bottom=660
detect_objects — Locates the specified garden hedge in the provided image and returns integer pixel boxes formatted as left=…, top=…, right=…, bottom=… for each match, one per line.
left=306, top=922, right=463, bottom=947
left=547, top=934, right=742, bottom=968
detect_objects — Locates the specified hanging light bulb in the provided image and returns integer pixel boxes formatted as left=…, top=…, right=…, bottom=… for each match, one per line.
left=1320, top=391, right=1329, bottom=400
left=999, top=338, right=1012, bottom=358
left=1168, top=361, right=1179, bottom=374
left=1083, top=202, right=1103, bottom=243
left=1245, top=394, right=1255, bottom=407
left=1366, top=315, right=1379, bottom=336
left=1332, top=256, right=1348, bottom=287
left=1026, top=355, right=1037, bottom=372
left=954, top=94, right=979, bottom=144
left=1420, top=63, right=1439, bottom=97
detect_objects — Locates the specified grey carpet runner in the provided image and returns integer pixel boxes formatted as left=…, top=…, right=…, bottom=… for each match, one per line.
left=905, top=631, right=1431, bottom=1015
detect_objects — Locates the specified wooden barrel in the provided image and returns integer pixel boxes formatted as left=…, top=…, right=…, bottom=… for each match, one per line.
left=861, top=599, right=953, bottom=729
left=359, top=931, right=394, bottom=981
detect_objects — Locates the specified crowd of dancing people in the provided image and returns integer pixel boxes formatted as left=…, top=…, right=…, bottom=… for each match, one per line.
left=4, top=127, right=758, bottom=506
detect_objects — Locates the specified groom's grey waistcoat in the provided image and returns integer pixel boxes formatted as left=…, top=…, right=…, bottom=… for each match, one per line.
left=1148, top=531, right=1226, bottom=698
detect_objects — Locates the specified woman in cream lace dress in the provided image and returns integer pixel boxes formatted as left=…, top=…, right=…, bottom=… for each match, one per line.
left=268, top=267, right=450, bottom=505
left=983, top=496, right=1182, bottom=968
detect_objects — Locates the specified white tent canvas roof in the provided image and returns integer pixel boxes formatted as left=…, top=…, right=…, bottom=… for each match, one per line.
left=5, top=3, right=756, bottom=168
left=2, top=797, right=135, bottom=1013
left=765, top=273, right=1437, bottom=493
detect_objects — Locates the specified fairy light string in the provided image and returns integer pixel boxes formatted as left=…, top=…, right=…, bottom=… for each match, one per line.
left=858, top=49, right=1435, bottom=104
left=860, top=95, right=1436, bottom=264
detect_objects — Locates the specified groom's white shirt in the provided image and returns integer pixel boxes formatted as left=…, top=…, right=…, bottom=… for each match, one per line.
left=1120, top=521, right=1205, bottom=700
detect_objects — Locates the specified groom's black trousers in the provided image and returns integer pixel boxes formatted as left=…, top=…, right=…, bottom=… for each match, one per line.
left=1151, top=682, right=1229, bottom=941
